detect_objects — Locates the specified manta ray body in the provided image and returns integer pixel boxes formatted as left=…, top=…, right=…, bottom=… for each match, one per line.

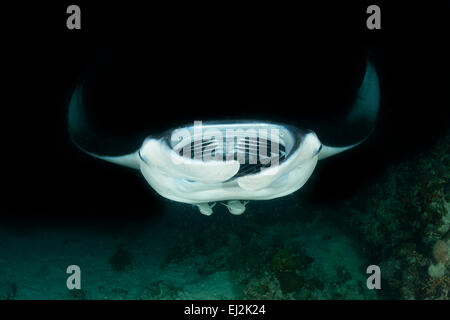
left=68, top=61, right=380, bottom=215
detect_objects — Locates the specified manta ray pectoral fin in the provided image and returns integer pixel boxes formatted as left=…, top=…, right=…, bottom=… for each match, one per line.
left=90, top=152, right=141, bottom=169
left=346, top=60, right=380, bottom=125
left=318, top=60, right=380, bottom=160
left=318, top=143, right=360, bottom=160
left=68, top=84, right=141, bottom=170
left=140, top=138, right=240, bottom=183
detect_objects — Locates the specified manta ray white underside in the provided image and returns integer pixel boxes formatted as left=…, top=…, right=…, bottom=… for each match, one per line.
left=68, top=61, right=380, bottom=216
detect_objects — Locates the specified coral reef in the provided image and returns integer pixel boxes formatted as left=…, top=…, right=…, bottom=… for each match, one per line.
left=109, top=246, right=134, bottom=272
left=68, top=289, right=87, bottom=300
left=243, top=273, right=283, bottom=299
left=1, top=131, right=448, bottom=300
left=343, top=132, right=450, bottom=299
left=162, top=204, right=375, bottom=299
left=0, top=281, right=17, bottom=300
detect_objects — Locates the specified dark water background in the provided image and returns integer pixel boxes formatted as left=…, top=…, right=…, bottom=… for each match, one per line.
left=0, top=2, right=448, bottom=299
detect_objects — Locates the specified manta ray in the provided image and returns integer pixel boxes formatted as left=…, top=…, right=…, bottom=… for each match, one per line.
left=68, top=60, right=380, bottom=216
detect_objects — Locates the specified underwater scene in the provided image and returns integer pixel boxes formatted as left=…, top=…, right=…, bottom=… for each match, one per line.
left=0, top=130, right=449, bottom=300
left=1, top=3, right=449, bottom=303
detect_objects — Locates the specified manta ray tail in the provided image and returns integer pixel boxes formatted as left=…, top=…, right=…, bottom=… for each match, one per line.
left=318, top=60, right=380, bottom=160
left=68, top=85, right=140, bottom=169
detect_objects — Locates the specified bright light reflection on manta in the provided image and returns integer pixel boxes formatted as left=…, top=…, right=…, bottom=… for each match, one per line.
left=68, top=60, right=379, bottom=216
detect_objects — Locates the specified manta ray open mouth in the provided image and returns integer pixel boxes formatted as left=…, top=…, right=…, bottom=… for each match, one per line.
left=164, top=122, right=306, bottom=180
left=68, top=60, right=380, bottom=216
